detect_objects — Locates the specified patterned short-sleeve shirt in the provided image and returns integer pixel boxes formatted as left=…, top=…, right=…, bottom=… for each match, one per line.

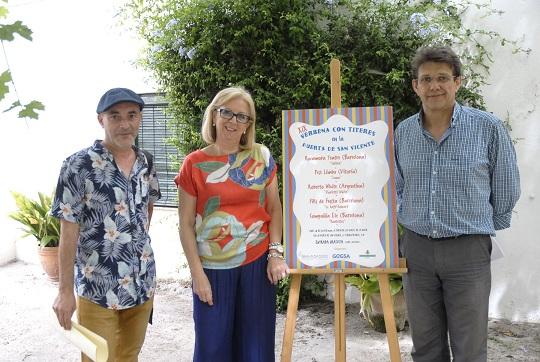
left=51, top=140, right=160, bottom=309
left=175, top=143, right=277, bottom=269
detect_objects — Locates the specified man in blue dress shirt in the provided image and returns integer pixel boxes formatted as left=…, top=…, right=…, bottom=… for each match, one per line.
left=395, top=46, right=520, bottom=362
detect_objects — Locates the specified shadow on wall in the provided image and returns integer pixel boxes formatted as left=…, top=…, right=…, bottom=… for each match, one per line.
left=491, top=262, right=540, bottom=322
left=0, top=217, right=18, bottom=265
left=490, top=218, right=540, bottom=322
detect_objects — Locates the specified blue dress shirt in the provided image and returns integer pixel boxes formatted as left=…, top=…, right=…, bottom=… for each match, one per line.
left=394, top=103, right=520, bottom=238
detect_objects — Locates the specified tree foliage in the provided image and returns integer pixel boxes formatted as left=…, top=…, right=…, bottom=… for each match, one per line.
left=0, top=0, right=44, bottom=120
left=124, top=0, right=526, bottom=166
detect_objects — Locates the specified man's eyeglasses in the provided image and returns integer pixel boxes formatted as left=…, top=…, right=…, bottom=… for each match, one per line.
left=215, top=108, right=252, bottom=124
left=417, top=75, right=458, bottom=86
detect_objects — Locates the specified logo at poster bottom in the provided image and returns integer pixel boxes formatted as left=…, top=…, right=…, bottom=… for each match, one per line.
left=359, top=250, right=377, bottom=258
left=332, top=254, right=351, bottom=259
left=299, top=253, right=328, bottom=260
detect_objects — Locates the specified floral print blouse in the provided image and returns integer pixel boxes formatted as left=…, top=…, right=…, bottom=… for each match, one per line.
left=175, top=143, right=276, bottom=269
left=51, top=140, right=160, bottom=309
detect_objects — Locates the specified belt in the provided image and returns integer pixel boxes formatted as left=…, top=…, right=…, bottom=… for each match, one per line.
left=410, top=230, right=464, bottom=241
left=425, top=235, right=464, bottom=240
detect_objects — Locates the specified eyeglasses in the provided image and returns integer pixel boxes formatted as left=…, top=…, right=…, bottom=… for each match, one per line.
left=215, top=107, right=252, bottom=124
left=417, top=75, right=458, bottom=86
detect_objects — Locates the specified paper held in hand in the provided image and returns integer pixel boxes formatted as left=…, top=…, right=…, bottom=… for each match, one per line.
left=62, top=320, right=108, bottom=362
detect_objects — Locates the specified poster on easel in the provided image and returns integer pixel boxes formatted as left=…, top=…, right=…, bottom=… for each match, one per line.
left=282, top=106, right=399, bottom=270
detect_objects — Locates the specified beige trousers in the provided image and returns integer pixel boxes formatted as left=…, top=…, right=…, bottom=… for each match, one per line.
left=77, top=296, right=153, bottom=362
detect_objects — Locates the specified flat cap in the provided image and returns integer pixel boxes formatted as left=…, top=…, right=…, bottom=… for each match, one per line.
left=96, top=88, right=145, bottom=113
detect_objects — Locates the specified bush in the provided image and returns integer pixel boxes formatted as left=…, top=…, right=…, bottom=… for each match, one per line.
left=124, top=0, right=526, bottom=164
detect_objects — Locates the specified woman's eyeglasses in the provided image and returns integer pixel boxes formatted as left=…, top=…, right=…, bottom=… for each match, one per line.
left=215, top=108, right=252, bottom=124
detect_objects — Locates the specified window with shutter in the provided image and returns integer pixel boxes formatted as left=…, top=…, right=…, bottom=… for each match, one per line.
left=137, top=93, right=182, bottom=207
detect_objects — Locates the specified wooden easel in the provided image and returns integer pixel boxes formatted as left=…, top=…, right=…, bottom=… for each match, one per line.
left=280, top=59, right=408, bottom=362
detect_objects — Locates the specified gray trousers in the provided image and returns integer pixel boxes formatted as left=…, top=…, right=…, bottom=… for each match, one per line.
left=400, top=229, right=492, bottom=362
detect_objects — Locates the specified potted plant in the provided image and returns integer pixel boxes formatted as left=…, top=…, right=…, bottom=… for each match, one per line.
left=345, top=225, right=407, bottom=333
left=9, top=191, right=60, bottom=281
left=345, top=272, right=407, bottom=333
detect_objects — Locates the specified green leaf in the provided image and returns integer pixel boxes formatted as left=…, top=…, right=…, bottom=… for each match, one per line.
left=0, top=20, right=33, bottom=41
left=40, top=235, right=55, bottom=247
left=346, top=273, right=403, bottom=297
left=203, top=196, right=220, bottom=218
left=389, top=279, right=403, bottom=295
left=4, top=100, right=20, bottom=113
left=0, top=5, right=8, bottom=19
left=194, top=161, right=227, bottom=173
left=0, top=70, right=11, bottom=102
left=18, top=100, right=45, bottom=119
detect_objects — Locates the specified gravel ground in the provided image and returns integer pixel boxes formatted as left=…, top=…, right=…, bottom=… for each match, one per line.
left=1, top=261, right=539, bottom=362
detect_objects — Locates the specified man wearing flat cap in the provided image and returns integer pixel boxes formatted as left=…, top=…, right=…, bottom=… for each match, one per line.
left=51, top=88, right=161, bottom=361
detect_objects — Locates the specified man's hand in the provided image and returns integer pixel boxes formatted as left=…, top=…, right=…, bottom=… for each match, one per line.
left=53, top=291, right=76, bottom=330
left=54, top=219, right=79, bottom=330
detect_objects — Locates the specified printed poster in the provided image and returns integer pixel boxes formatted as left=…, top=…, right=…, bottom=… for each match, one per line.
left=282, top=107, right=399, bottom=270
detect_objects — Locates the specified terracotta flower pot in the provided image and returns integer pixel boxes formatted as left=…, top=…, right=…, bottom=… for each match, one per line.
left=37, top=246, right=59, bottom=282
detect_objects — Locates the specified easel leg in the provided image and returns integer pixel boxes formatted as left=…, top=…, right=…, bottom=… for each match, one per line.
left=379, top=274, right=402, bottom=362
left=281, top=274, right=302, bottom=362
left=334, top=274, right=346, bottom=362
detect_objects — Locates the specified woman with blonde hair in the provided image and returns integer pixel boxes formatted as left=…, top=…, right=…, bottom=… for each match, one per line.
left=175, top=86, right=289, bottom=362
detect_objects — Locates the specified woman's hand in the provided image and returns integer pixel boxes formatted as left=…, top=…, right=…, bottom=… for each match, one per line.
left=267, top=256, right=290, bottom=285
left=192, top=271, right=213, bottom=306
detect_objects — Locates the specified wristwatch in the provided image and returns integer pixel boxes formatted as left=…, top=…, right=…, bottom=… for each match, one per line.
left=269, top=242, right=284, bottom=254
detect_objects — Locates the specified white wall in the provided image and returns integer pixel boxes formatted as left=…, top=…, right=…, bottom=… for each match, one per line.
left=1, top=0, right=539, bottom=322
left=0, top=0, right=155, bottom=263
left=470, top=0, right=540, bottom=322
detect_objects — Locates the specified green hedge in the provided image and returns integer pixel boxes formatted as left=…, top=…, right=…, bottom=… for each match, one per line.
left=125, top=0, right=528, bottom=164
